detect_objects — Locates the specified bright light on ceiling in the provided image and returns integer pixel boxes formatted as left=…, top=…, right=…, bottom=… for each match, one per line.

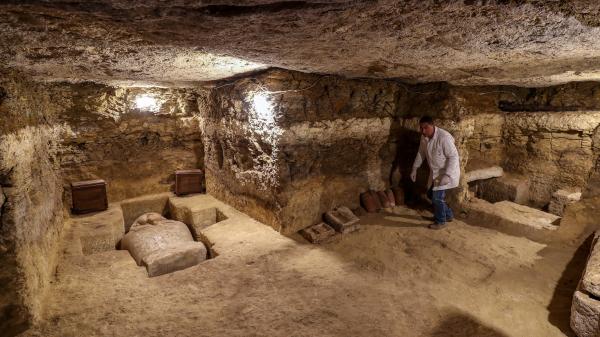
left=252, top=92, right=273, bottom=122
left=134, top=94, right=160, bottom=112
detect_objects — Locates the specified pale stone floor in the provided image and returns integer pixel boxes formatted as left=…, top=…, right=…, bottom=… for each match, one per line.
left=23, top=195, right=588, bottom=337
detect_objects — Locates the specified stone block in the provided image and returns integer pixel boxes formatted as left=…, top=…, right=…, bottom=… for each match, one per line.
left=299, top=223, right=337, bottom=244
left=465, top=198, right=559, bottom=242
left=119, top=192, right=171, bottom=232
left=476, top=174, right=529, bottom=205
left=493, top=200, right=561, bottom=230
left=73, top=204, right=125, bottom=255
left=548, top=188, right=582, bottom=216
left=465, top=166, right=503, bottom=183
left=324, top=206, right=360, bottom=234
left=169, top=196, right=221, bottom=236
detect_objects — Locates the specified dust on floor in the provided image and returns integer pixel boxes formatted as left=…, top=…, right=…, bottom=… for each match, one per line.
left=22, top=203, right=587, bottom=337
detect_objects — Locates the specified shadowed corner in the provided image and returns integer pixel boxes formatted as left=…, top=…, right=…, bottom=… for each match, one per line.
left=430, top=310, right=509, bottom=337
left=546, top=233, right=594, bottom=337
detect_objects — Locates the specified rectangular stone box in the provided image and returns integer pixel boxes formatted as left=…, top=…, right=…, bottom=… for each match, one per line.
left=324, top=206, right=360, bottom=234
left=71, top=179, right=108, bottom=214
left=300, top=222, right=337, bottom=244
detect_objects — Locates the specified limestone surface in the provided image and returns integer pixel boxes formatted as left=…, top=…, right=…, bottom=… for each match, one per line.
left=465, top=198, right=560, bottom=242
left=571, top=290, right=600, bottom=337
left=73, top=205, right=125, bottom=255
left=120, top=217, right=207, bottom=277
left=6, top=2, right=600, bottom=86
left=549, top=188, right=582, bottom=216
left=582, top=234, right=600, bottom=298
left=465, top=166, right=504, bottom=183
left=324, top=206, right=360, bottom=234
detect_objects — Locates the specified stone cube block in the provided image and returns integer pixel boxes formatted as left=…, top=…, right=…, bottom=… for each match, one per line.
left=299, top=222, right=337, bottom=244
left=324, top=206, right=360, bottom=234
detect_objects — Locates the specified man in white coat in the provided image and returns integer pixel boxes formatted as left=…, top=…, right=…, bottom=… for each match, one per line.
left=410, top=116, right=460, bottom=229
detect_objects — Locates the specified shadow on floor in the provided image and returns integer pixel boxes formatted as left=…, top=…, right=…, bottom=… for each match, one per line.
left=363, top=212, right=430, bottom=228
left=430, top=311, right=509, bottom=337
left=546, top=234, right=594, bottom=337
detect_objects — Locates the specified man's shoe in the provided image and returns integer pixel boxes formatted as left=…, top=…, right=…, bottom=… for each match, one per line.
left=446, top=217, right=454, bottom=222
left=428, top=222, right=448, bottom=230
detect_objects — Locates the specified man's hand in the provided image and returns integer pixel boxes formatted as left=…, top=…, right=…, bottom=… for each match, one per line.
left=410, top=170, right=417, bottom=182
left=439, top=174, right=450, bottom=186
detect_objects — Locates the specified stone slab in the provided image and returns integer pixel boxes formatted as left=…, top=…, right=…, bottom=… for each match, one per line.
left=465, top=166, right=503, bottom=183
left=465, top=198, right=559, bottom=242
left=493, top=201, right=561, bottom=230
left=72, top=204, right=125, bottom=255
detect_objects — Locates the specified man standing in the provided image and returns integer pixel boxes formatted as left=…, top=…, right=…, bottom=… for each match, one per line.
left=410, top=116, right=460, bottom=229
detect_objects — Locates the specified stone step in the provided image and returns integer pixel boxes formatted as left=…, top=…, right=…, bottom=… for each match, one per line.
left=465, top=198, right=560, bottom=242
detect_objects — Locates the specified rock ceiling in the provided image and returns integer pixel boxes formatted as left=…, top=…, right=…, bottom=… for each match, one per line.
left=3, top=0, right=600, bottom=86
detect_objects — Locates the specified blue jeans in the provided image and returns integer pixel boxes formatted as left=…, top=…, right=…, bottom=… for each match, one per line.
left=427, top=187, right=454, bottom=224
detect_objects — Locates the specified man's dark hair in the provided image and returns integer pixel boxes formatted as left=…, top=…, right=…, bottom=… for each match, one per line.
left=419, top=116, right=434, bottom=125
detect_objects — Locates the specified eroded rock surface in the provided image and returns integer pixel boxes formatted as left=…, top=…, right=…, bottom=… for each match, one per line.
left=6, top=1, right=600, bottom=85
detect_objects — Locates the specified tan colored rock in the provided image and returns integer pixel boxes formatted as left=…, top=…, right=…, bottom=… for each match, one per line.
left=121, top=217, right=206, bottom=277
left=169, top=197, right=221, bottom=236
left=299, top=223, right=337, bottom=244
left=465, top=198, right=559, bottom=242
left=475, top=174, right=530, bottom=205
left=582, top=235, right=600, bottom=298
left=143, top=242, right=207, bottom=277
left=119, top=193, right=171, bottom=232
left=572, top=290, right=600, bottom=337
left=73, top=205, right=125, bottom=255
left=548, top=188, right=582, bottom=216
left=9, top=2, right=600, bottom=86
left=324, top=206, right=360, bottom=234
left=465, top=166, right=503, bottom=183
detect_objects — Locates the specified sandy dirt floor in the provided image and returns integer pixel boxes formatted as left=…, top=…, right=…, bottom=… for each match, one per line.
left=21, top=196, right=594, bottom=337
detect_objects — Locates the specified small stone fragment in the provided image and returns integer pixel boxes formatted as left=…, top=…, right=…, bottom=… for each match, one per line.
left=324, top=206, right=360, bottom=234
left=299, top=222, right=337, bottom=244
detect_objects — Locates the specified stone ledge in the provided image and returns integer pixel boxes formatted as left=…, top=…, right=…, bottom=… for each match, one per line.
left=465, top=198, right=559, bottom=242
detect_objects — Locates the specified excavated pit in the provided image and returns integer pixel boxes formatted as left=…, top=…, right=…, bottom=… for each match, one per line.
left=2, top=2, right=600, bottom=336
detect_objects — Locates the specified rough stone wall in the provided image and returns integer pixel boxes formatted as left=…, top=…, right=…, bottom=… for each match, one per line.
left=57, top=84, right=204, bottom=204
left=404, top=83, right=600, bottom=207
left=0, top=73, right=65, bottom=335
left=203, top=70, right=400, bottom=234
left=503, top=112, right=600, bottom=207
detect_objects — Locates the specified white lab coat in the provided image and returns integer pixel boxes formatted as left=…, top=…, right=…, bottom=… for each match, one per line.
left=412, top=126, right=460, bottom=191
